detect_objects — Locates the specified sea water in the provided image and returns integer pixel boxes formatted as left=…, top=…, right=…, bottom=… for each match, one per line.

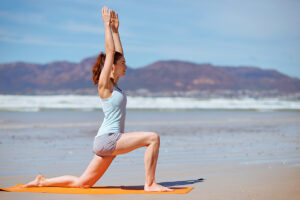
left=0, top=94, right=300, bottom=111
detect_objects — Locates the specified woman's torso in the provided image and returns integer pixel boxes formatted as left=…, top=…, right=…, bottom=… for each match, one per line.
left=96, top=86, right=127, bottom=137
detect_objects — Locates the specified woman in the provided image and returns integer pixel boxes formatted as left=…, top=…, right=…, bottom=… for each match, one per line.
left=22, top=6, right=173, bottom=192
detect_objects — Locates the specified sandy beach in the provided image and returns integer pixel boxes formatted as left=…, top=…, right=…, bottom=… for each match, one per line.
left=0, top=110, right=300, bottom=199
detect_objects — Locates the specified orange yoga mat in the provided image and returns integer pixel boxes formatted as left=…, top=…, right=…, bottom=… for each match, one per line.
left=0, top=183, right=193, bottom=194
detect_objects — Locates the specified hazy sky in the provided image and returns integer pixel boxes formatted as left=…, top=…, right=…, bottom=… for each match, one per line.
left=0, top=0, right=299, bottom=78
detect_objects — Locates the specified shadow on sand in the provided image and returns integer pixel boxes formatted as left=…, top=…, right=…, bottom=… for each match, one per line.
left=112, top=178, right=205, bottom=190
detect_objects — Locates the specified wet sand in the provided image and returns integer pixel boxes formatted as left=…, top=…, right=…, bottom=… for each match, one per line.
left=0, top=110, right=300, bottom=199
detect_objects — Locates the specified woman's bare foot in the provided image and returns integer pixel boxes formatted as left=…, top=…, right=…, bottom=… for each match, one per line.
left=21, top=174, right=46, bottom=188
left=144, top=182, right=174, bottom=192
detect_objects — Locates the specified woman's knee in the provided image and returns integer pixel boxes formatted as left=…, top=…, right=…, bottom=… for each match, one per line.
left=80, top=183, right=92, bottom=189
left=148, top=132, right=160, bottom=145
left=63, top=176, right=84, bottom=188
left=76, top=179, right=93, bottom=189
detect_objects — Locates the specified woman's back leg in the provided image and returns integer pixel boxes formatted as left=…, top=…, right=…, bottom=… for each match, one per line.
left=22, top=155, right=115, bottom=188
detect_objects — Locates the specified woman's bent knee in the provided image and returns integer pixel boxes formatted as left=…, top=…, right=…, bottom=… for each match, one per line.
left=80, top=184, right=92, bottom=189
left=77, top=180, right=92, bottom=189
left=76, top=176, right=94, bottom=189
left=149, top=132, right=160, bottom=144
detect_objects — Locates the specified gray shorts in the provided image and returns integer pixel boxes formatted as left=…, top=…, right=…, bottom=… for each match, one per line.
left=93, top=132, right=122, bottom=157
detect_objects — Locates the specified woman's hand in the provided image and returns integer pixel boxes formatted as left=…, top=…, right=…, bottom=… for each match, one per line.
left=111, top=10, right=119, bottom=33
left=102, top=6, right=111, bottom=26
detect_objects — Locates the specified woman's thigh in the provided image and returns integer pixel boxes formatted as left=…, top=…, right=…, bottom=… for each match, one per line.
left=112, top=131, right=158, bottom=156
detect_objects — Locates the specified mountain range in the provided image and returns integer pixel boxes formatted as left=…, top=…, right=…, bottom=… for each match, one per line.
left=1, top=56, right=300, bottom=98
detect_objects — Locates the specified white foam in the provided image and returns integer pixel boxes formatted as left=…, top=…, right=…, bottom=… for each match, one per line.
left=0, top=94, right=299, bottom=111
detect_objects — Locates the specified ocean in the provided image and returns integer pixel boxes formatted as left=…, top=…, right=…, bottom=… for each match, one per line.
left=0, top=94, right=300, bottom=111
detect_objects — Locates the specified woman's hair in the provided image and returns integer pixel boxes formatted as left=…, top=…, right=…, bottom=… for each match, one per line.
left=92, top=51, right=123, bottom=85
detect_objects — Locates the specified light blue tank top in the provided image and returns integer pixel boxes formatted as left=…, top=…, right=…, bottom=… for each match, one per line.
left=96, top=86, right=127, bottom=137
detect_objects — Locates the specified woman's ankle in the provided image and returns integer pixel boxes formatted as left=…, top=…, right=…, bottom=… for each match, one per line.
left=145, top=180, right=156, bottom=187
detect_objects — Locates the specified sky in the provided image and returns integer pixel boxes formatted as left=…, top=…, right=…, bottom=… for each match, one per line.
left=0, top=0, right=300, bottom=78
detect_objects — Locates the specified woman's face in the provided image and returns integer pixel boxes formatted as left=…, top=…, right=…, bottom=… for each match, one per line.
left=114, top=56, right=127, bottom=77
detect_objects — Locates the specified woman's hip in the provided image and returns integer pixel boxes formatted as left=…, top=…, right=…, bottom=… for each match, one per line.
left=93, top=132, right=123, bottom=157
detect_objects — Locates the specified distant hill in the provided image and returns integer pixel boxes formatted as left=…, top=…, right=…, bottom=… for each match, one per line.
left=1, top=56, right=300, bottom=98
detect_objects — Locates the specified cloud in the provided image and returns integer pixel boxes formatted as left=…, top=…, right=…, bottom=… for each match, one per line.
left=58, top=21, right=104, bottom=34
left=53, top=0, right=100, bottom=6
left=194, top=0, right=300, bottom=40
left=0, top=29, right=100, bottom=48
left=0, top=11, right=46, bottom=25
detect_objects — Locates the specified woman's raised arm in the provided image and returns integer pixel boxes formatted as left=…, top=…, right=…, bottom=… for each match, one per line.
left=111, top=10, right=124, bottom=55
left=98, top=6, right=115, bottom=88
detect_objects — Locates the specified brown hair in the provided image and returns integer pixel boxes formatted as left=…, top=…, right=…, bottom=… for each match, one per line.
left=92, top=51, right=123, bottom=85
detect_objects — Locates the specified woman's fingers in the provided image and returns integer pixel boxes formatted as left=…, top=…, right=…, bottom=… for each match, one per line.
left=102, top=6, right=108, bottom=17
left=110, top=10, right=118, bottom=20
left=102, top=7, right=117, bottom=19
left=102, top=6, right=107, bottom=14
left=103, top=6, right=111, bottom=16
left=101, top=6, right=112, bottom=24
left=111, top=10, right=115, bottom=18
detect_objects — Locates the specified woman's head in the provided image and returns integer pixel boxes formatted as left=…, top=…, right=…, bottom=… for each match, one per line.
left=92, top=51, right=127, bottom=85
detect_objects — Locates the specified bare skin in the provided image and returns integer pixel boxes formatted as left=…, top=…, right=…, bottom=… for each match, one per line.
left=21, top=6, right=173, bottom=192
